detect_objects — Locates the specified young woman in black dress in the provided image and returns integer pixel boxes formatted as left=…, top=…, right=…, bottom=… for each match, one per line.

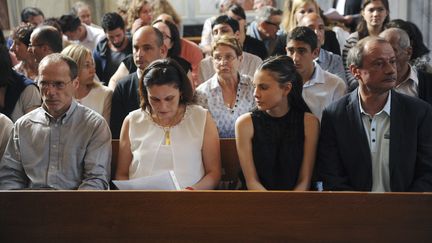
left=235, top=55, right=319, bottom=190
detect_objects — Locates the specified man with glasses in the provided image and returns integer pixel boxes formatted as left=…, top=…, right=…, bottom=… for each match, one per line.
left=379, top=28, right=432, bottom=106
left=0, top=53, right=111, bottom=190
left=247, top=6, right=282, bottom=56
left=317, top=36, right=432, bottom=192
left=199, top=15, right=262, bottom=83
left=28, top=26, right=63, bottom=64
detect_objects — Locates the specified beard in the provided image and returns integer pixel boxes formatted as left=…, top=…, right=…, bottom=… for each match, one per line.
left=112, top=38, right=125, bottom=48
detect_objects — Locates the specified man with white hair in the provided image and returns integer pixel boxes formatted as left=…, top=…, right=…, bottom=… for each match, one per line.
left=71, top=1, right=102, bottom=29
left=379, top=27, right=432, bottom=106
left=246, top=6, right=282, bottom=55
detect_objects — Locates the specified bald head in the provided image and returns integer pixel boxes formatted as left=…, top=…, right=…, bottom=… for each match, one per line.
left=132, top=26, right=167, bottom=71
left=298, top=13, right=325, bottom=46
left=299, top=12, right=323, bottom=25
left=29, top=25, right=63, bottom=63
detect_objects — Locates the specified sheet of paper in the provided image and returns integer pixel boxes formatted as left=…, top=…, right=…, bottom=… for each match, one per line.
left=324, top=8, right=345, bottom=21
left=113, top=170, right=181, bottom=190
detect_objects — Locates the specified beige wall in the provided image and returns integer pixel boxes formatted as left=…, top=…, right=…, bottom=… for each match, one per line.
left=6, top=0, right=119, bottom=29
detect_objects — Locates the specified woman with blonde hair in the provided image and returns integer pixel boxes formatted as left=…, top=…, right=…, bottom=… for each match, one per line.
left=61, top=44, right=112, bottom=123
left=150, top=0, right=182, bottom=30
left=127, top=0, right=153, bottom=34
left=273, top=0, right=340, bottom=56
left=281, top=0, right=319, bottom=34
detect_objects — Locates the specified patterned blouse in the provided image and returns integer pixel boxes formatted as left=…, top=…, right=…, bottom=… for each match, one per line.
left=195, top=74, right=256, bottom=138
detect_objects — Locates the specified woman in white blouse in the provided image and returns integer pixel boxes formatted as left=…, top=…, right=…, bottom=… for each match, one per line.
left=61, top=44, right=112, bottom=123
left=115, top=58, right=221, bottom=190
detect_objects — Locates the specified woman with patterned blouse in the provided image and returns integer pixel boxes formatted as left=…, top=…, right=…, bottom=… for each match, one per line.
left=195, top=35, right=255, bottom=138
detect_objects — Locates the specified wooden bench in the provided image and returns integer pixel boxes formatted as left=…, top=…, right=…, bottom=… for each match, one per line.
left=111, top=139, right=241, bottom=189
left=0, top=191, right=431, bottom=241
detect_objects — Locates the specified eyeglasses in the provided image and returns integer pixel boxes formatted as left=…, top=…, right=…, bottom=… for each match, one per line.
left=39, top=80, right=72, bottom=90
left=163, top=34, right=172, bottom=40
left=213, top=54, right=237, bottom=63
left=214, top=54, right=237, bottom=63
left=264, top=21, right=280, bottom=29
left=28, top=43, right=45, bottom=48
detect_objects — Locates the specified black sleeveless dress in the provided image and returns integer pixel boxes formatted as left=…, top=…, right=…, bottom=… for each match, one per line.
left=250, top=109, right=305, bottom=190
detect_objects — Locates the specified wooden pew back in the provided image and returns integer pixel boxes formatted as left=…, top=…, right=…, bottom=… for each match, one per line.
left=0, top=191, right=431, bottom=242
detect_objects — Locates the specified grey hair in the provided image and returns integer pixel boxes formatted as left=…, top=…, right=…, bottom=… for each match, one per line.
left=71, top=1, right=90, bottom=15
left=346, top=36, right=389, bottom=68
left=379, top=27, right=411, bottom=49
left=38, top=53, right=78, bottom=81
left=255, top=6, right=283, bottom=23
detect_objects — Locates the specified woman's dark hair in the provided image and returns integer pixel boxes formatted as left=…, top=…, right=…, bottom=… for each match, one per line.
left=152, top=19, right=181, bottom=57
left=59, top=14, right=81, bottom=33
left=44, top=17, right=63, bottom=33
left=228, top=3, right=246, bottom=20
left=0, top=29, right=6, bottom=45
left=12, top=23, right=35, bottom=46
left=0, top=44, right=14, bottom=87
left=357, top=0, right=390, bottom=40
left=386, top=19, right=430, bottom=60
left=21, top=7, right=44, bottom=23
left=257, top=55, right=310, bottom=113
left=139, top=58, right=194, bottom=112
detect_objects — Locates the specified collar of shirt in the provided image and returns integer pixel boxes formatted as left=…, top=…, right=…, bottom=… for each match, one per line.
left=82, top=24, right=94, bottom=43
left=397, top=64, right=419, bottom=88
left=315, top=48, right=325, bottom=64
left=31, top=100, right=78, bottom=125
left=249, top=22, right=263, bottom=41
left=137, top=69, right=143, bottom=81
left=359, top=90, right=391, bottom=117
left=303, top=62, right=325, bottom=87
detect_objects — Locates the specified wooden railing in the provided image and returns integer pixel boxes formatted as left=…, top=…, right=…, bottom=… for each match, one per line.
left=0, top=191, right=431, bottom=242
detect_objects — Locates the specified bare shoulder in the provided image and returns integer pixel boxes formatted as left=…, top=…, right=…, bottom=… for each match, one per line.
left=236, top=112, right=253, bottom=127
left=304, top=112, right=319, bottom=129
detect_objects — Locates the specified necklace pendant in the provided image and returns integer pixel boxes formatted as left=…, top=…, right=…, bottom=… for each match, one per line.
left=165, top=130, right=171, bottom=145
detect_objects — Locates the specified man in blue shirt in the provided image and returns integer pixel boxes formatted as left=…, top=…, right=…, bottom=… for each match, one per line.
left=0, top=53, right=111, bottom=190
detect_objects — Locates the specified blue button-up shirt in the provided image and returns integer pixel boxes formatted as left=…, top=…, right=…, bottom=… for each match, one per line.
left=0, top=100, right=112, bottom=190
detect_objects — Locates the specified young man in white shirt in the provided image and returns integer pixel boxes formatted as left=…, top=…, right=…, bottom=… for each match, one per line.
left=286, top=26, right=346, bottom=120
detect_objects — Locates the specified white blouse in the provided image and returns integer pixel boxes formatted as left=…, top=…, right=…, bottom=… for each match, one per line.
left=127, top=105, right=207, bottom=188
left=76, top=84, right=112, bottom=124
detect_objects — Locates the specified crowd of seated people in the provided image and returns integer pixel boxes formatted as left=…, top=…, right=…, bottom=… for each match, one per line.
left=0, top=0, right=431, bottom=192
